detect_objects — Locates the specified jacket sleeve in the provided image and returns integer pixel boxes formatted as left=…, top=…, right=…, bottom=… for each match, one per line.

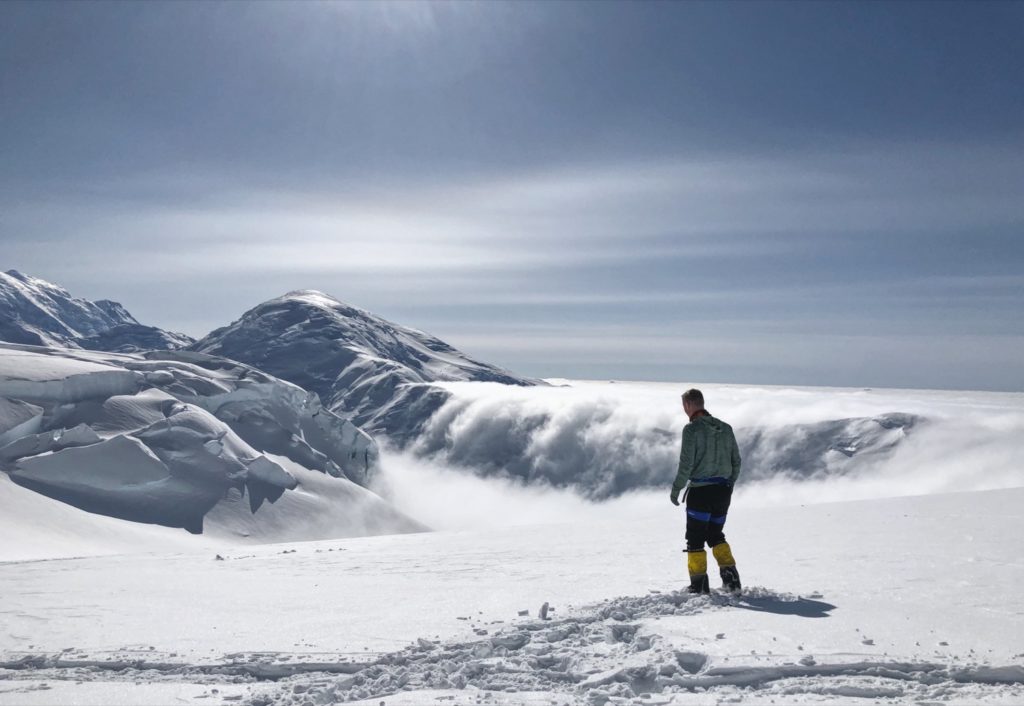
left=672, top=424, right=696, bottom=491
left=729, top=428, right=742, bottom=484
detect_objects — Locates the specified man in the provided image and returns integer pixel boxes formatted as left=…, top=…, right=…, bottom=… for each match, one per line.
left=670, top=388, right=742, bottom=595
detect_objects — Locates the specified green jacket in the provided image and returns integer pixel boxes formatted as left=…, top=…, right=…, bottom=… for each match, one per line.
left=672, top=412, right=742, bottom=491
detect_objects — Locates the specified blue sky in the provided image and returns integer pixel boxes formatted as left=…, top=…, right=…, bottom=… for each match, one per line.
left=2, top=1, right=1022, bottom=391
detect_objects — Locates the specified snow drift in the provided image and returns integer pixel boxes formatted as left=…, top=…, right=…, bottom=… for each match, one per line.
left=0, top=343, right=422, bottom=539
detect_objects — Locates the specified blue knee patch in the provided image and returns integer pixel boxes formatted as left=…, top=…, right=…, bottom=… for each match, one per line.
left=686, top=509, right=712, bottom=522
left=710, top=514, right=727, bottom=524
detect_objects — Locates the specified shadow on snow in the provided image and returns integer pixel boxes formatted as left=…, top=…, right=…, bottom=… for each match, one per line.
left=731, top=594, right=837, bottom=618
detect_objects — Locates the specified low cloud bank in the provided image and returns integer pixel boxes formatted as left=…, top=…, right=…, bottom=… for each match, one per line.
left=374, top=380, right=1024, bottom=528
left=373, top=451, right=661, bottom=531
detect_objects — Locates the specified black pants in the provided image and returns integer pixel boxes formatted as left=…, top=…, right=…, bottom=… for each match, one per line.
left=685, top=484, right=732, bottom=552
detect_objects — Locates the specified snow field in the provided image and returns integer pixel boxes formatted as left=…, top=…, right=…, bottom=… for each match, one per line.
left=1, top=487, right=1022, bottom=704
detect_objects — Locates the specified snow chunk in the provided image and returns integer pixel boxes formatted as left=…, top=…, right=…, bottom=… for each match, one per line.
left=1, top=423, right=101, bottom=464
left=0, top=396, right=43, bottom=446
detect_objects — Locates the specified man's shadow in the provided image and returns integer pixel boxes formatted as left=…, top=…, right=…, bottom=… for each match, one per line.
left=730, top=595, right=837, bottom=619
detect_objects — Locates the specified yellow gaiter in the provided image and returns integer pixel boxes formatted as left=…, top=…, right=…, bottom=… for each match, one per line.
left=712, top=542, right=736, bottom=568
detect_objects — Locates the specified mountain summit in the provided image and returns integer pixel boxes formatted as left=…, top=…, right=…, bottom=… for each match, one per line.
left=0, top=270, right=193, bottom=352
left=191, top=290, right=542, bottom=440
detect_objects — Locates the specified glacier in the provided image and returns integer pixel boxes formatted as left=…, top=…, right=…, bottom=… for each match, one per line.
left=0, top=342, right=420, bottom=538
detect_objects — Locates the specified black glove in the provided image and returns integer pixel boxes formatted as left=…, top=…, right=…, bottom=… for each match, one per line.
left=670, top=487, right=681, bottom=506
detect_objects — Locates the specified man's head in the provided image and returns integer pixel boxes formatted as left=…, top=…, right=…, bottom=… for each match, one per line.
left=681, top=388, right=704, bottom=418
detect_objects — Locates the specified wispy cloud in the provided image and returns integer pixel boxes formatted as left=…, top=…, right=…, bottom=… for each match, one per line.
left=5, top=142, right=1023, bottom=392
left=8, top=143, right=1022, bottom=275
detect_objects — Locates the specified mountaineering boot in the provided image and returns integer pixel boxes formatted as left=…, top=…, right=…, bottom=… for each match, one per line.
left=719, top=566, right=741, bottom=594
left=686, top=550, right=711, bottom=594
left=712, top=542, right=742, bottom=594
left=687, top=573, right=710, bottom=595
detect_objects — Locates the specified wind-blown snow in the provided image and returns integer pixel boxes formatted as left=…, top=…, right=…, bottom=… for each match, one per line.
left=372, top=451, right=662, bottom=531
left=203, top=455, right=427, bottom=544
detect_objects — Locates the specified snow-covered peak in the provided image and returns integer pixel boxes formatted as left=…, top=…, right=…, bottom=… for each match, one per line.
left=1, top=269, right=98, bottom=343
left=0, top=270, right=193, bottom=352
left=199, top=289, right=532, bottom=380
left=5, top=269, right=70, bottom=293
left=192, top=290, right=543, bottom=439
left=277, top=289, right=351, bottom=307
left=270, top=289, right=403, bottom=326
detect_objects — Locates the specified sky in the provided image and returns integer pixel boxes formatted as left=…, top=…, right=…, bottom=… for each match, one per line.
left=2, top=1, right=1023, bottom=391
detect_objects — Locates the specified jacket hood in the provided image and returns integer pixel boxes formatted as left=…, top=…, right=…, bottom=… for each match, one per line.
left=693, top=414, right=725, bottom=434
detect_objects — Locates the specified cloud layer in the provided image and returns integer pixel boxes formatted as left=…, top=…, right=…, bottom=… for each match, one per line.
left=373, top=380, right=1024, bottom=528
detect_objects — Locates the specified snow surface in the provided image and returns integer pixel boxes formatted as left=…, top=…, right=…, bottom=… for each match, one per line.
left=1, top=377, right=1022, bottom=704
left=0, top=270, right=193, bottom=352
left=1, top=487, right=1021, bottom=705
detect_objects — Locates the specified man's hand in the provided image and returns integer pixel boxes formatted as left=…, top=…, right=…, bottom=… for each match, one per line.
left=670, top=487, right=681, bottom=506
